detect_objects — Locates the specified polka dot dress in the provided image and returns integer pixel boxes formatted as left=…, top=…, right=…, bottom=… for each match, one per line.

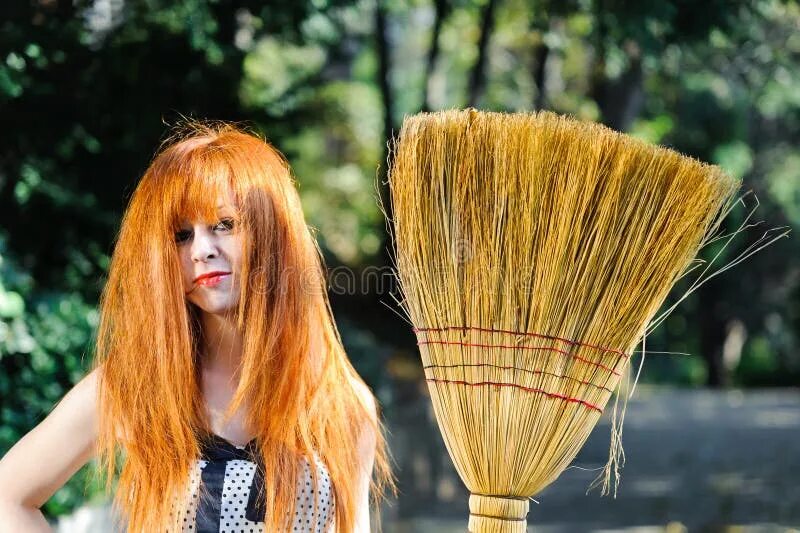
left=169, top=434, right=336, bottom=533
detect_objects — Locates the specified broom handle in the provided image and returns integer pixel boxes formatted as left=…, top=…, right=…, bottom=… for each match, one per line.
left=468, top=493, right=529, bottom=533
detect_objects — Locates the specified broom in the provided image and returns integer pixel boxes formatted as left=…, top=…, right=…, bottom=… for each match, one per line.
left=385, top=108, right=754, bottom=532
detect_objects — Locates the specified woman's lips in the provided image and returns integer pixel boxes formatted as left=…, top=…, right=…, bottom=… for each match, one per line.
left=195, top=273, right=231, bottom=287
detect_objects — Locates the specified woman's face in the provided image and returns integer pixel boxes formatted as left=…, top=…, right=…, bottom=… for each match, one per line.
left=176, top=197, right=244, bottom=316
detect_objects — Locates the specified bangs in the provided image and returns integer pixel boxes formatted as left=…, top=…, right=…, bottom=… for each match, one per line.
left=160, top=142, right=242, bottom=232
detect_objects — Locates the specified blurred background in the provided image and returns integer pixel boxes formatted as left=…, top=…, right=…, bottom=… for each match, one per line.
left=1, top=0, right=799, bottom=531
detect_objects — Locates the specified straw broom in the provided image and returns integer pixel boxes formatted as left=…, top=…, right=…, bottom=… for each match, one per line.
left=385, top=108, right=745, bottom=532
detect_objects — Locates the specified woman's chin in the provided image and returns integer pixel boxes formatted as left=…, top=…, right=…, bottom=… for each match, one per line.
left=194, top=300, right=239, bottom=318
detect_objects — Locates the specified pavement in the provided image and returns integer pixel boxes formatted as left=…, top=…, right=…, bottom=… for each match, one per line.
left=380, top=386, right=800, bottom=532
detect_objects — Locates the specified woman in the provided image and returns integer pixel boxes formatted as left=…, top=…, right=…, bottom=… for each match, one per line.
left=0, top=121, right=397, bottom=532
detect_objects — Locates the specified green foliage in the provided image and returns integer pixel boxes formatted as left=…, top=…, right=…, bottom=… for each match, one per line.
left=0, top=235, right=98, bottom=517
left=241, top=37, right=327, bottom=113
left=765, top=147, right=800, bottom=226
left=280, top=81, right=385, bottom=264
left=736, top=335, right=779, bottom=384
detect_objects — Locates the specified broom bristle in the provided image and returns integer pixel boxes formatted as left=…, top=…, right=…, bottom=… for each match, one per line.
left=387, top=108, right=742, bottom=532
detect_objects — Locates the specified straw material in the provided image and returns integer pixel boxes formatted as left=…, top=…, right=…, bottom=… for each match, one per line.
left=386, top=108, right=742, bottom=532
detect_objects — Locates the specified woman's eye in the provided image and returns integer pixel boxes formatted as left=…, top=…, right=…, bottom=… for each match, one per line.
left=174, top=230, right=192, bottom=243
left=215, top=218, right=235, bottom=231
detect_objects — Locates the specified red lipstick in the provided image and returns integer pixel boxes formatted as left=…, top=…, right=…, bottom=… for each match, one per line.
left=193, top=271, right=231, bottom=287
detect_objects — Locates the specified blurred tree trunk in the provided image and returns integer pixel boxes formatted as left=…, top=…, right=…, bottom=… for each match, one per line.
left=374, top=0, right=396, bottom=270
left=466, top=0, right=498, bottom=108
left=529, top=8, right=552, bottom=111
left=589, top=43, right=644, bottom=131
left=588, top=0, right=644, bottom=131
left=421, top=0, right=451, bottom=112
left=698, top=275, right=729, bottom=387
left=532, top=38, right=550, bottom=111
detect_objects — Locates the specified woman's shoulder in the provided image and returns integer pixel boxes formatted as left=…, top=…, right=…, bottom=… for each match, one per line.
left=346, top=375, right=378, bottom=463
left=347, top=374, right=377, bottom=420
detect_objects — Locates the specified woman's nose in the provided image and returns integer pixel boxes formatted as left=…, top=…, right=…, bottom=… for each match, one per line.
left=191, top=232, right=219, bottom=263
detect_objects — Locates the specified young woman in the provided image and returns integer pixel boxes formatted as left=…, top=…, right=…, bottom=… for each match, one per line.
left=0, top=121, right=397, bottom=532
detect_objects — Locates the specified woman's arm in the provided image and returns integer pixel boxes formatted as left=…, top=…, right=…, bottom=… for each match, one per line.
left=0, top=367, right=101, bottom=533
left=353, top=422, right=376, bottom=533
left=0, top=500, right=53, bottom=532
left=352, top=380, right=378, bottom=533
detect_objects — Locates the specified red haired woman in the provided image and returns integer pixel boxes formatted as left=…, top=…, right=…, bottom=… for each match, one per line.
left=0, top=121, right=397, bottom=532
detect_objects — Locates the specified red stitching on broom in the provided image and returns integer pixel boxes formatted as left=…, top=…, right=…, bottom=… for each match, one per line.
left=423, top=363, right=614, bottom=393
left=425, top=377, right=603, bottom=413
left=417, top=340, right=621, bottom=376
left=413, top=325, right=628, bottom=359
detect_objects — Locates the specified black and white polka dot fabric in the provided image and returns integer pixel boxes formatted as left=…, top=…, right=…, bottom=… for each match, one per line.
left=169, top=433, right=335, bottom=532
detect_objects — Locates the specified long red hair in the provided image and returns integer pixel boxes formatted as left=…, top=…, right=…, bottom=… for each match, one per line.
left=90, top=120, right=397, bottom=532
